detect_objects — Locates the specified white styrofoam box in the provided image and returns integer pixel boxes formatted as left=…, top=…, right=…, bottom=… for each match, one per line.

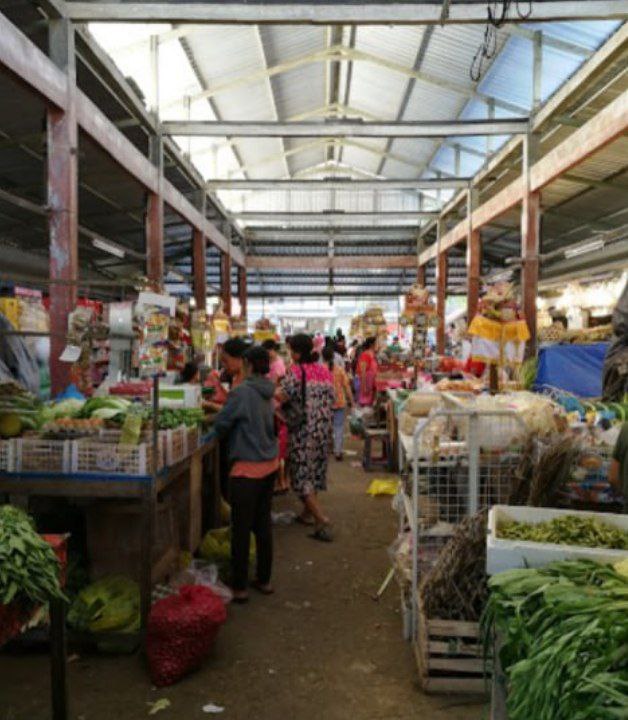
left=158, top=384, right=202, bottom=408
left=487, top=505, right=628, bottom=575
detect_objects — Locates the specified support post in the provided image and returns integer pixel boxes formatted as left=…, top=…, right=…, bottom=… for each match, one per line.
left=238, top=265, right=247, bottom=321
left=522, top=133, right=541, bottom=356
left=146, top=35, right=164, bottom=286
left=436, top=251, right=448, bottom=355
left=192, top=227, right=206, bottom=311
left=522, top=191, right=541, bottom=355
left=467, top=229, right=482, bottom=323
left=220, top=252, right=232, bottom=316
left=47, top=18, right=78, bottom=396
left=466, top=188, right=481, bottom=322
left=416, top=234, right=426, bottom=286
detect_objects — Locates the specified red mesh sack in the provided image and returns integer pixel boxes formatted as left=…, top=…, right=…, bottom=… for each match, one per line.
left=146, top=584, right=227, bottom=687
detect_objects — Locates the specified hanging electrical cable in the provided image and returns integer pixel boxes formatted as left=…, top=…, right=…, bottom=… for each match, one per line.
left=470, top=1, right=533, bottom=82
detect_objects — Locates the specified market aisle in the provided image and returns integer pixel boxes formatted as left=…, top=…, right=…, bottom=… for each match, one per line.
left=0, top=443, right=485, bottom=720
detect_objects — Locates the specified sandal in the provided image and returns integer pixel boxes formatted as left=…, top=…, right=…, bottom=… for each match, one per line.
left=295, top=514, right=315, bottom=526
left=309, top=526, right=334, bottom=543
left=251, top=580, right=275, bottom=595
left=231, top=591, right=250, bottom=604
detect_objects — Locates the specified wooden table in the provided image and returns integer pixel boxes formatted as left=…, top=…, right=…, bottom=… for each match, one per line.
left=0, top=434, right=220, bottom=633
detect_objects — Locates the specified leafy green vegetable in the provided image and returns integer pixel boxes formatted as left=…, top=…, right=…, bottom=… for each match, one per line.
left=0, top=505, right=66, bottom=605
left=483, top=560, right=628, bottom=720
left=498, top=516, right=628, bottom=550
left=50, top=399, right=85, bottom=419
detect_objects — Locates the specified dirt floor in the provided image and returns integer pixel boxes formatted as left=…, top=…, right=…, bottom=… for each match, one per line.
left=0, top=441, right=486, bottom=720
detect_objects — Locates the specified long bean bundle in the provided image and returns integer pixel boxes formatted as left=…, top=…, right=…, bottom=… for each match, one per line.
left=482, top=560, right=628, bottom=719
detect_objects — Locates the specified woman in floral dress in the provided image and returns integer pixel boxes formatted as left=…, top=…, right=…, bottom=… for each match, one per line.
left=280, top=334, right=335, bottom=542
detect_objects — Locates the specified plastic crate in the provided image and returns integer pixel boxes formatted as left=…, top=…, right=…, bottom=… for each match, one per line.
left=165, top=425, right=187, bottom=466
left=186, top=426, right=200, bottom=454
left=487, top=505, right=628, bottom=575
left=0, top=440, right=15, bottom=472
left=71, top=439, right=156, bottom=476
left=15, top=438, right=70, bottom=474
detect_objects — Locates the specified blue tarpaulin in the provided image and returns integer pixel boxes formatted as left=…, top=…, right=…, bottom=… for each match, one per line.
left=535, top=343, right=609, bottom=398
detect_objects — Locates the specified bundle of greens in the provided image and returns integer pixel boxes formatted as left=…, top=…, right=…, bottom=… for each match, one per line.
left=483, top=560, right=628, bottom=720
left=498, top=515, right=628, bottom=550
left=0, top=505, right=66, bottom=605
left=157, top=408, right=204, bottom=429
left=0, top=382, right=42, bottom=436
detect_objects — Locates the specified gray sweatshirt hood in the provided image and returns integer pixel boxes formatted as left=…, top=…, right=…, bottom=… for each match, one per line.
left=245, top=375, right=276, bottom=400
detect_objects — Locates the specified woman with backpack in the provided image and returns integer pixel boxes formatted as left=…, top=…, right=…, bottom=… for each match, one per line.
left=280, top=334, right=335, bottom=542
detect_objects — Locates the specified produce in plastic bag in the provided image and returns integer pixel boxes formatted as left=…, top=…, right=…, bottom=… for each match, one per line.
left=171, top=561, right=233, bottom=605
left=67, top=575, right=139, bottom=634
left=199, top=527, right=255, bottom=572
left=146, top=585, right=227, bottom=686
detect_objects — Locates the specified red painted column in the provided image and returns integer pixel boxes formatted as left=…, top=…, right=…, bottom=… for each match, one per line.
left=436, top=251, right=448, bottom=355
left=237, top=265, right=247, bottom=321
left=522, top=190, right=541, bottom=355
left=192, top=227, right=206, bottom=311
left=417, top=264, right=426, bottom=286
left=220, top=252, right=232, bottom=316
left=467, top=229, right=482, bottom=323
left=146, top=191, right=164, bottom=285
left=47, top=19, right=78, bottom=395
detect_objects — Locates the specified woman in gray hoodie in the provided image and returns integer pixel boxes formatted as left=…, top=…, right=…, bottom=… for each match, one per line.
left=213, top=345, right=278, bottom=603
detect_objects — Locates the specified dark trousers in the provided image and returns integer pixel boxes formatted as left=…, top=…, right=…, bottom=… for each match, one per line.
left=230, top=473, right=276, bottom=591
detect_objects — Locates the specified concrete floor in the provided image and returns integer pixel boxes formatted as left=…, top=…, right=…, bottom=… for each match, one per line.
left=0, top=444, right=486, bottom=720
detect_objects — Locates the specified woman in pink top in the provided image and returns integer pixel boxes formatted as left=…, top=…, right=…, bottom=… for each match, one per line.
left=263, top=340, right=289, bottom=492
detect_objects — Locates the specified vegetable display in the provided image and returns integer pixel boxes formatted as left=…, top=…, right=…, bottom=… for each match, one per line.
left=483, top=560, right=628, bottom=720
left=0, top=505, right=66, bottom=605
left=420, top=511, right=488, bottom=621
left=0, top=382, right=42, bottom=436
left=498, top=515, right=628, bottom=550
left=157, top=408, right=204, bottom=429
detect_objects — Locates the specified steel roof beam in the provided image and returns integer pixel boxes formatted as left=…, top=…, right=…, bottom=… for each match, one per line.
left=210, top=177, right=471, bottom=191
left=163, top=118, right=529, bottom=138
left=64, top=2, right=628, bottom=25
left=233, top=211, right=438, bottom=222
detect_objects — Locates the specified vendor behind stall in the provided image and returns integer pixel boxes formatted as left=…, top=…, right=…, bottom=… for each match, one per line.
left=609, top=421, right=628, bottom=512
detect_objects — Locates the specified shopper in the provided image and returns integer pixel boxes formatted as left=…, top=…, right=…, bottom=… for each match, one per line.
left=356, top=336, right=379, bottom=407
left=262, top=339, right=286, bottom=383
left=609, top=421, right=628, bottom=512
left=204, top=337, right=248, bottom=410
left=262, top=339, right=289, bottom=492
left=213, top=345, right=278, bottom=603
left=322, top=347, right=353, bottom=461
left=280, top=334, right=334, bottom=542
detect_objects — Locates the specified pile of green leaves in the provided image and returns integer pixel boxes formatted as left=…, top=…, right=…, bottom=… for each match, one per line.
left=0, top=505, right=66, bottom=605
left=483, top=560, right=628, bottom=719
left=499, top=516, right=628, bottom=550
left=157, top=408, right=204, bottom=429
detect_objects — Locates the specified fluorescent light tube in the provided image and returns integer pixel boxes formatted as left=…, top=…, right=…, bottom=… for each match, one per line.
left=92, top=237, right=125, bottom=259
left=564, top=239, right=605, bottom=259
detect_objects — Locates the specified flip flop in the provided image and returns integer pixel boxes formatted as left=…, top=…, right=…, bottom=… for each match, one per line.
left=251, top=580, right=275, bottom=595
left=309, top=526, right=334, bottom=543
left=295, top=515, right=315, bottom=526
left=231, top=595, right=249, bottom=604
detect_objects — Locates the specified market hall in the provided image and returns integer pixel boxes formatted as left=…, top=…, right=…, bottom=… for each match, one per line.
left=1, top=1, right=628, bottom=718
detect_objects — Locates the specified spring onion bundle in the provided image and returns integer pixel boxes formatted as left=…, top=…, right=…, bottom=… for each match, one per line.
left=483, top=560, right=628, bottom=720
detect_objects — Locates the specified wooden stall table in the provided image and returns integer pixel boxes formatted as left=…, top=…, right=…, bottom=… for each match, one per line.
left=0, top=433, right=220, bottom=634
